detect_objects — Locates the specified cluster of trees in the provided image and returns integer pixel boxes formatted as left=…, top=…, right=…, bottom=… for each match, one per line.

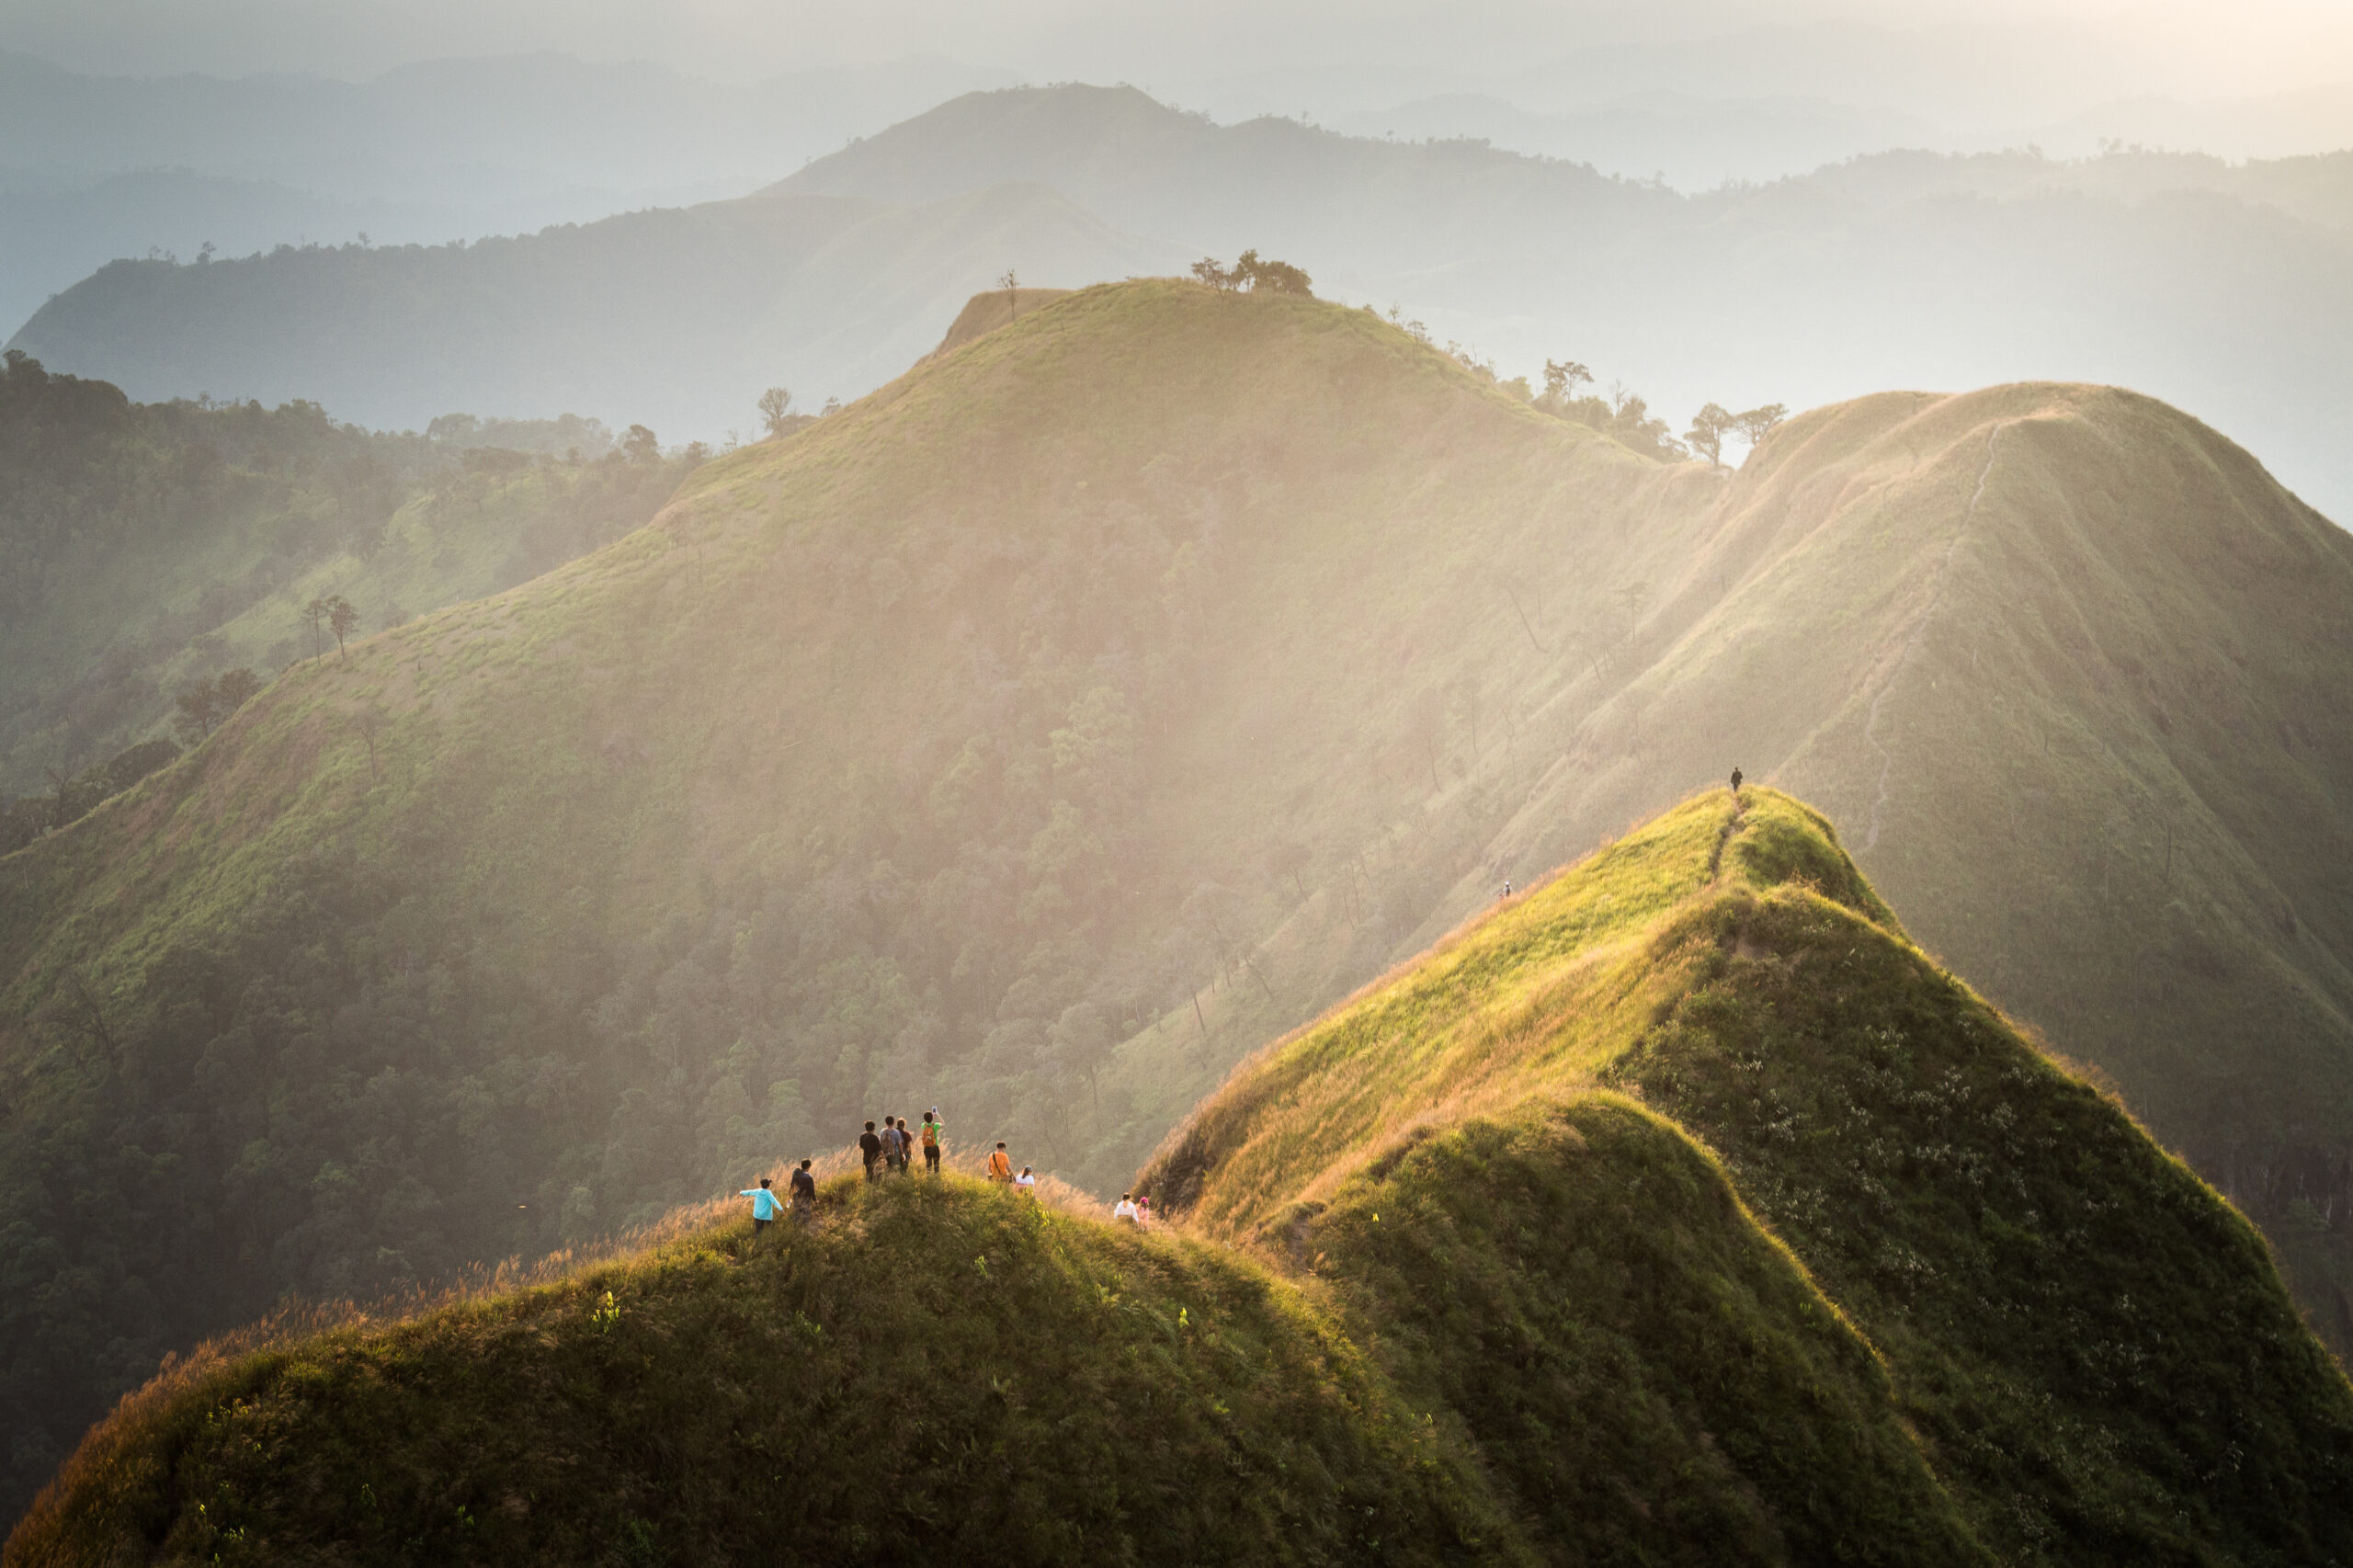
left=172, top=667, right=262, bottom=743
left=1527, top=358, right=1787, bottom=467
left=0, top=352, right=703, bottom=807
left=1189, top=250, right=1314, bottom=296
left=1683, top=401, right=1790, bottom=467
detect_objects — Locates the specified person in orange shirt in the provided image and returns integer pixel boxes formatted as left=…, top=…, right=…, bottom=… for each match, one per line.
left=987, top=1142, right=1014, bottom=1182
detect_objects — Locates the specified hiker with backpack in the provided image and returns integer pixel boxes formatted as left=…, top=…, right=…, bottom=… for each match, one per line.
left=789, top=1158, right=816, bottom=1223
left=920, top=1109, right=943, bottom=1174
left=881, top=1117, right=907, bottom=1176
left=858, top=1120, right=884, bottom=1183
left=988, top=1142, right=1014, bottom=1183
left=739, top=1176, right=783, bottom=1237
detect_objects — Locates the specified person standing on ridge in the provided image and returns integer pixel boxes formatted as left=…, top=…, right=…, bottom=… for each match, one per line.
left=988, top=1142, right=1014, bottom=1183
left=1014, top=1165, right=1037, bottom=1197
left=1113, top=1193, right=1141, bottom=1224
left=739, top=1176, right=782, bottom=1238
left=1730, top=767, right=1744, bottom=794
left=859, top=1120, right=884, bottom=1183
left=789, top=1159, right=817, bottom=1223
left=881, top=1117, right=906, bottom=1176
left=920, top=1109, right=943, bottom=1175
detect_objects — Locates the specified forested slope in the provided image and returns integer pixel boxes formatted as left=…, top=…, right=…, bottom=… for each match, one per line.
left=0, top=349, right=698, bottom=804
left=1, top=280, right=2348, bottom=1524
left=10, top=792, right=2347, bottom=1564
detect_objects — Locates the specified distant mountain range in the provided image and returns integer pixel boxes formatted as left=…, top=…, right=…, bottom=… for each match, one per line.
left=3, top=280, right=2348, bottom=1522
left=14, top=83, right=2353, bottom=521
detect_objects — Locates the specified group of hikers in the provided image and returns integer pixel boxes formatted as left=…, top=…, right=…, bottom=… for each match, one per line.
left=737, top=1105, right=1154, bottom=1233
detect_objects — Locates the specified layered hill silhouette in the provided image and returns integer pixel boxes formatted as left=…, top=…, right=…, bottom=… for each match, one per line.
left=21, top=83, right=2353, bottom=517
left=5, top=183, right=1181, bottom=438
left=2, top=280, right=2349, bottom=1522
left=10, top=791, right=2348, bottom=1563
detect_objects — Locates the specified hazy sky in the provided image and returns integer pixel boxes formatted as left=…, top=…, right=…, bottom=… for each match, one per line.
left=5, top=0, right=2350, bottom=112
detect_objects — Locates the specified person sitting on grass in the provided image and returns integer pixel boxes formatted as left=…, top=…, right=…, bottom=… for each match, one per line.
left=988, top=1142, right=1014, bottom=1182
left=1014, top=1165, right=1037, bottom=1197
left=740, top=1176, right=782, bottom=1237
left=789, top=1158, right=816, bottom=1222
left=859, top=1120, right=884, bottom=1183
left=1113, top=1192, right=1141, bottom=1224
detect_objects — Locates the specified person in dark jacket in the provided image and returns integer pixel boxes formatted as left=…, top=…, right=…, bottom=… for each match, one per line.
left=858, top=1120, right=884, bottom=1183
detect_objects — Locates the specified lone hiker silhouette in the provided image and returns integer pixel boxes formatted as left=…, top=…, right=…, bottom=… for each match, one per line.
left=1730, top=767, right=1744, bottom=794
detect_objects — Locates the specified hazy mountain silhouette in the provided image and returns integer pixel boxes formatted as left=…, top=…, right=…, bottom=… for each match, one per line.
left=19, top=83, right=2353, bottom=518
left=6, top=183, right=1184, bottom=436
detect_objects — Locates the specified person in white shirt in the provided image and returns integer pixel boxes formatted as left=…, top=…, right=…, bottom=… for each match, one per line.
left=1014, top=1165, right=1037, bottom=1197
left=1112, top=1192, right=1140, bottom=1223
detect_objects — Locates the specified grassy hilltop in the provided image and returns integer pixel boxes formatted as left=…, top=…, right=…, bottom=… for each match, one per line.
left=11, top=790, right=2348, bottom=1564
left=2, top=278, right=2350, bottom=1520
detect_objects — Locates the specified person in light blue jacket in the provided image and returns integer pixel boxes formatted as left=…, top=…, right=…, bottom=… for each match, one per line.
left=740, top=1176, right=783, bottom=1238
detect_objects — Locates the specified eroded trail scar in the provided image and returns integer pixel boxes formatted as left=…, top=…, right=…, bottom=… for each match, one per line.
left=1709, top=791, right=1749, bottom=881
left=1861, top=422, right=2005, bottom=852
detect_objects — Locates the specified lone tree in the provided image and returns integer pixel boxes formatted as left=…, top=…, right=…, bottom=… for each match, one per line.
left=756, top=387, right=795, bottom=437
left=327, top=596, right=359, bottom=657
left=999, top=267, right=1019, bottom=320
left=1733, top=403, right=1789, bottom=452
left=1542, top=358, right=1593, bottom=406
left=622, top=424, right=660, bottom=463
left=302, top=596, right=331, bottom=659
left=1686, top=403, right=1734, bottom=468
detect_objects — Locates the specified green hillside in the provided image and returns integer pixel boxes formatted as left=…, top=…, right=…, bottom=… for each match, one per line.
left=12, top=790, right=2347, bottom=1563
left=2, top=278, right=2349, bottom=1524
left=0, top=348, right=698, bottom=802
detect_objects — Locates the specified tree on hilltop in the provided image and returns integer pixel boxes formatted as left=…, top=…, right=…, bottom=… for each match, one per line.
left=1234, top=250, right=1313, bottom=296
left=1687, top=403, right=1734, bottom=468
left=1190, top=256, right=1236, bottom=290
left=303, top=596, right=331, bottom=659
left=757, top=387, right=795, bottom=438
left=1734, top=403, right=1789, bottom=452
left=999, top=267, right=1020, bottom=321
left=623, top=425, right=660, bottom=463
left=1191, top=252, right=1313, bottom=297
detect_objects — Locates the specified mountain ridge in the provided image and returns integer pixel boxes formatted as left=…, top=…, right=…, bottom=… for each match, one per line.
left=2, top=280, right=2348, bottom=1526
left=10, top=788, right=2347, bottom=1564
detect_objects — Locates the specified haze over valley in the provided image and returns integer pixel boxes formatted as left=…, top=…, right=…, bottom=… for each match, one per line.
left=4, top=2, right=2353, bottom=1560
